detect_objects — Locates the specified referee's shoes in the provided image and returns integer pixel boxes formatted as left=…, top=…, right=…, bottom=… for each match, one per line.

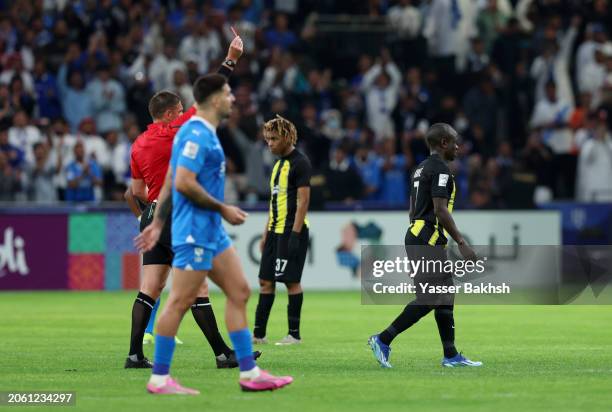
left=216, top=350, right=262, bottom=369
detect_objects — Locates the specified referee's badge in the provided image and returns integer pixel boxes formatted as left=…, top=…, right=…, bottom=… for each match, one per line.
left=438, top=174, right=449, bottom=187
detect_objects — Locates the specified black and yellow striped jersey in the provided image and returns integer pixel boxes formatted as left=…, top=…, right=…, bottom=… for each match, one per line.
left=408, top=153, right=456, bottom=246
left=268, top=149, right=312, bottom=234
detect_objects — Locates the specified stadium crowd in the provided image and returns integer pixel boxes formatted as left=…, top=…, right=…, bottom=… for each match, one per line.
left=0, top=0, right=611, bottom=208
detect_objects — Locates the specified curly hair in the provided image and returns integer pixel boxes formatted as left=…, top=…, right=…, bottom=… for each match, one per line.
left=263, top=114, right=297, bottom=145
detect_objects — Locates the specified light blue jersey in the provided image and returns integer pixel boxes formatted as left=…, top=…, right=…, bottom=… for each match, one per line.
left=170, top=116, right=226, bottom=250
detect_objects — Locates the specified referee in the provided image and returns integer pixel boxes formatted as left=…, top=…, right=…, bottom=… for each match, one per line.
left=124, top=33, right=260, bottom=369
left=368, top=123, right=483, bottom=368
left=253, top=115, right=312, bottom=345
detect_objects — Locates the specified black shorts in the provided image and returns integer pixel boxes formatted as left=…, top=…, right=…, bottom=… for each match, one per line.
left=405, top=230, right=454, bottom=306
left=140, top=202, right=173, bottom=266
left=259, top=229, right=309, bottom=284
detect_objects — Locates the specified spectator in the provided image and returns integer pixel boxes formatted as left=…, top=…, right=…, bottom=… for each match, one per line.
left=87, top=64, right=126, bottom=134
left=25, top=142, right=58, bottom=202
left=223, top=5, right=257, bottom=53
left=57, top=46, right=94, bottom=132
left=0, top=84, right=13, bottom=126
left=8, top=109, right=42, bottom=165
left=77, top=118, right=110, bottom=171
left=233, top=83, right=261, bottom=140
left=530, top=16, right=579, bottom=107
left=578, top=45, right=607, bottom=108
left=230, top=0, right=264, bottom=25
left=33, top=59, right=62, bottom=120
left=0, top=53, right=34, bottom=93
left=9, top=75, right=36, bottom=116
left=350, top=54, right=374, bottom=89
left=476, top=0, right=509, bottom=53
left=575, top=111, right=612, bottom=202
left=361, top=50, right=402, bottom=139
left=64, top=140, right=103, bottom=202
left=521, top=132, right=554, bottom=203
left=575, top=23, right=607, bottom=84
left=529, top=80, right=576, bottom=198
left=422, top=0, right=464, bottom=90
left=0, top=150, right=21, bottom=201
left=0, top=124, right=24, bottom=171
left=343, top=115, right=367, bottom=143
left=296, top=102, right=331, bottom=171
left=126, top=72, right=154, bottom=131
left=179, top=19, right=222, bottom=75
left=264, top=13, right=297, bottom=51
left=149, top=43, right=186, bottom=91
left=463, top=75, right=499, bottom=156
left=388, top=0, right=421, bottom=41
left=105, top=130, right=130, bottom=186
left=323, top=145, right=363, bottom=202
left=353, top=144, right=382, bottom=200
left=378, top=137, right=410, bottom=205
left=601, top=45, right=612, bottom=108
left=491, top=17, right=524, bottom=76
left=0, top=0, right=608, bottom=209
left=464, top=37, right=490, bottom=82
left=47, top=117, right=75, bottom=200
left=171, top=67, right=194, bottom=107
left=219, top=109, right=269, bottom=200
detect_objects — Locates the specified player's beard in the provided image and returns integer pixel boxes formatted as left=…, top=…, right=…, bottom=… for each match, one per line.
left=220, top=105, right=232, bottom=120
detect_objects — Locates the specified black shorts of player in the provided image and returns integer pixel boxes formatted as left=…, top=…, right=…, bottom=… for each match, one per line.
left=405, top=230, right=455, bottom=306
left=259, top=228, right=309, bottom=284
left=140, top=202, right=173, bottom=266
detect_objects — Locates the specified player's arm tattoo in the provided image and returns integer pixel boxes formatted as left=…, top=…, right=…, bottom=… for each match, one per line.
left=156, top=194, right=172, bottom=221
left=433, top=197, right=464, bottom=244
left=181, top=184, right=223, bottom=211
left=175, top=166, right=224, bottom=212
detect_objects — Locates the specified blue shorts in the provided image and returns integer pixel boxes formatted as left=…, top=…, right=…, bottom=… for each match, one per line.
left=172, top=229, right=232, bottom=271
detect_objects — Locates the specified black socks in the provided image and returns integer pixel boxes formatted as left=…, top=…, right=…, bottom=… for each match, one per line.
left=379, top=300, right=431, bottom=346
left=191, top=297, right=231, bottom=357
left=254, top=293, right=275, bottom=339
left=434, top=306, right=458, bottom=358
left=378, top=301, right=458, bottom=358
left=287, top=292, right=303, bottom=340
left=129, top=291, right=156, bottom=359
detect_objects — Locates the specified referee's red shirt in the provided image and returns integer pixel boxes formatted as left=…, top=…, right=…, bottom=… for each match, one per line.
left=130, top=106, right=196, bottom=203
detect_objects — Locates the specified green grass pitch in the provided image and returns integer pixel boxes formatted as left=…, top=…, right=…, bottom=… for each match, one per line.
left=1, top=291, right=611, bottom=411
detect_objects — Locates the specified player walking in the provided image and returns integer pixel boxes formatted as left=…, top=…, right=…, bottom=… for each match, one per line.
left=368, top=123, right=483, bottom=368
left=125, top=31, right=258, bottom=369
left=136, top=74, right=293, bottom=394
